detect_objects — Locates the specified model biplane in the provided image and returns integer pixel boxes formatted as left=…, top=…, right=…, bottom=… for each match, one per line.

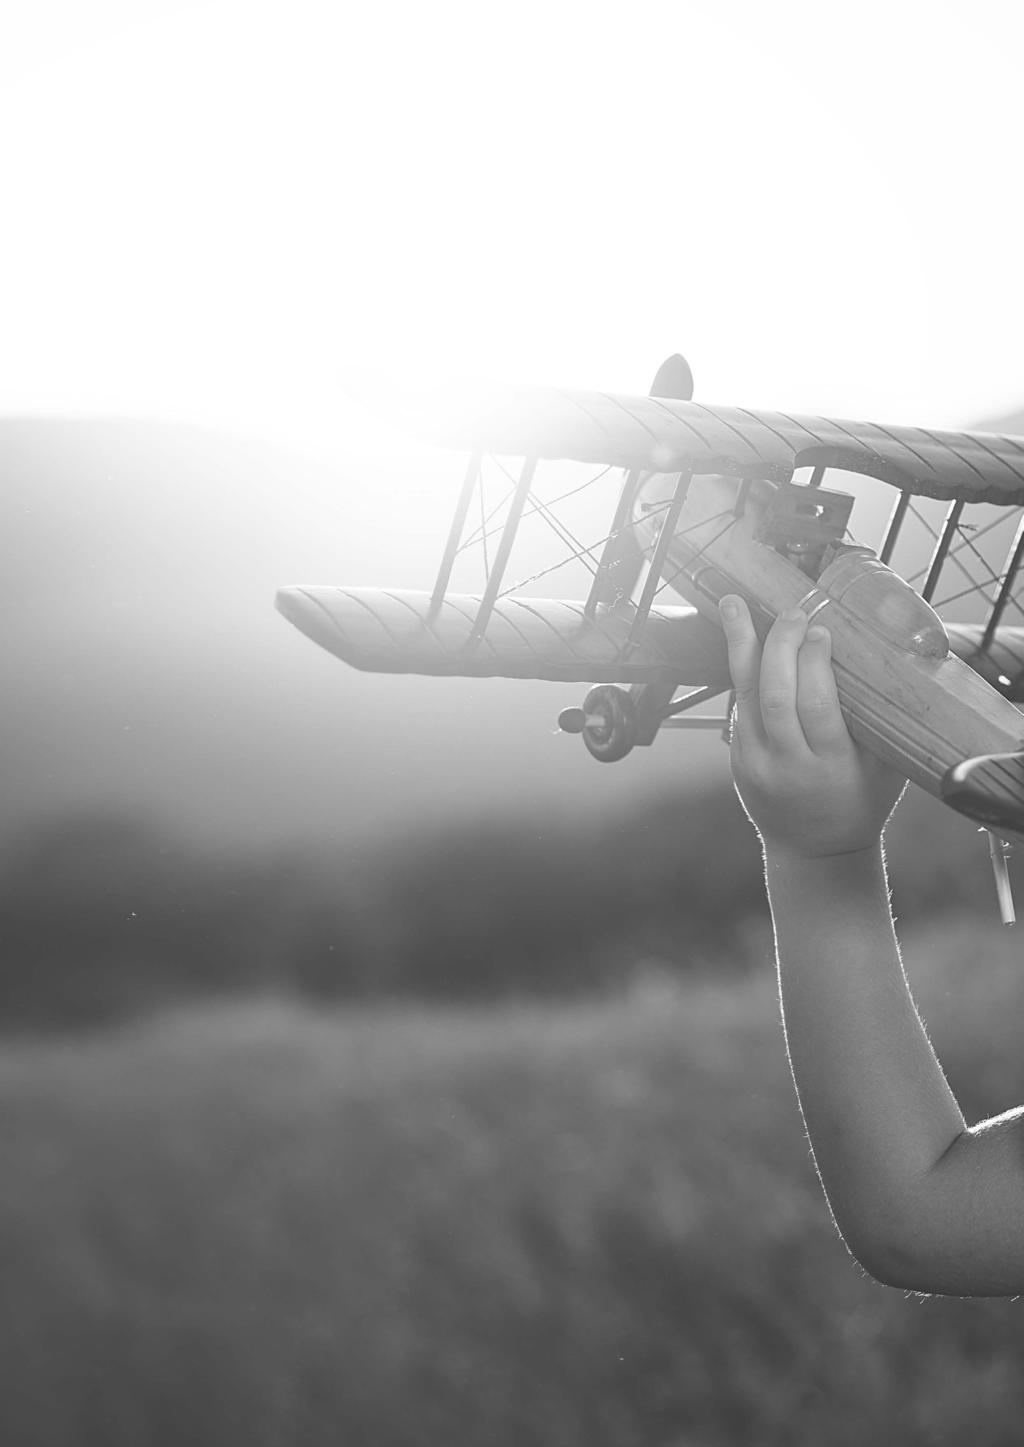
left=276, top=356, right=1024, bottom=920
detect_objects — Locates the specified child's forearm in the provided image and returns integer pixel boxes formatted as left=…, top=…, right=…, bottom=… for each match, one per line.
left=764, top=842, right=967, bottom=1282
left=718, top=595, right=1024, bottom=1293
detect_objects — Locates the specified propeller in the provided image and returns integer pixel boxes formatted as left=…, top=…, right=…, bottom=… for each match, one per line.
left=648, top=353, right=695, bottom=402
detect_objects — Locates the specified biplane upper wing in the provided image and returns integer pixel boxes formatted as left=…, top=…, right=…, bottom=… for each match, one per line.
left=427, top=386, right=1024, bottom=505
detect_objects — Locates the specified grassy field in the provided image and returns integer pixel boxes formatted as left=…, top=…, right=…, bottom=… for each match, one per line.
left=2, top=919, right=1024, bottom=1447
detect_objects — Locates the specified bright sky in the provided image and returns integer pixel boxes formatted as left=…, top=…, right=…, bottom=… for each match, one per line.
left=3, top=0, right=1023, bottom=461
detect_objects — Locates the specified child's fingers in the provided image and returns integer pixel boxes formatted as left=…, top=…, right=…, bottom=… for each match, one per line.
left=796, top=625, right=849, bottom=753
left=758, top=608, right=810, bottom=752
left=718, top=596, right=765, bottom=747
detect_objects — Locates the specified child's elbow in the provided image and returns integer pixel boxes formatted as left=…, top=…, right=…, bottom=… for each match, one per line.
left=845, top=1235, right=925, bottom=1291
left=834, top=1210, right=937, bottom=1293
left=839, top=1215, right=991, bottom=1296
left=838, top=1228, right=908, bottom=1288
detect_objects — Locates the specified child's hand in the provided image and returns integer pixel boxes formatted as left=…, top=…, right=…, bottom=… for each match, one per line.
left=718, top=595, right=906, bottom=859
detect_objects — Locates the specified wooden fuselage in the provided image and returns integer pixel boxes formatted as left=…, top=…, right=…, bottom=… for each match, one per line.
left=635, top=473, right=1024, bottom=826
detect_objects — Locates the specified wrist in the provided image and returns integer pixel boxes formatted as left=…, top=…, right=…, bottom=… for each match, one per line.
left=761, top=836, right=885, bottom=867
left=761, top=839, right=888, bottom=892
left=761, top=839, right=891, bottom=924
left=761, top=839, right=898, bottom=968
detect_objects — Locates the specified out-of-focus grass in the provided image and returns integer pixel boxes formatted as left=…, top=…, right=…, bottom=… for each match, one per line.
left=2, top=923, right=1024, bottom=1447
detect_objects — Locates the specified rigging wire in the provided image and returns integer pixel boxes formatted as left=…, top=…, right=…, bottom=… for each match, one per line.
left=497, top=502, right=738, bottom=601
left=457, top=457, right=615, bottom=556
left=528, top=493, right=601, bottom=580
left=893, top=501, right=1024, bottom=619
left=496, top=499, right=674, bottom=598
left=479, top=467, right=490, bottom=579
left=903, top=502, right=1011, bottom=594
left=654, top=511, right=741, bottom=599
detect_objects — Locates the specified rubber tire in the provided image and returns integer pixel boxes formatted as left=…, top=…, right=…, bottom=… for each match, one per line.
left=582, top=685, right=637, bottom=763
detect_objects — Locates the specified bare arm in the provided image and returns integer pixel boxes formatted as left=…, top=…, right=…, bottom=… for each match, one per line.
left=720, top=596, right=1024, bottom=1296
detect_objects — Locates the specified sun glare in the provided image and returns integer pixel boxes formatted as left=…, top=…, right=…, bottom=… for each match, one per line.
left=2, top=0, right=1023, bottom=472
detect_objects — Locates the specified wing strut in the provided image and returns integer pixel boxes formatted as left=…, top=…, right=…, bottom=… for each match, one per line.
left=583, top=468, right=644, bottom=618
left=981, top=512, right=1024, bottom=651
left=429, top=450, right=481, bottom=620
left=623, top=470, right=692, bottom=654
left=879, top=489, right=911, bottom=565
left=922, top=500, right=965, bottom=602
left=467, top=457, right=537, bottom=644
left=583, top=355, right=696, bottom=620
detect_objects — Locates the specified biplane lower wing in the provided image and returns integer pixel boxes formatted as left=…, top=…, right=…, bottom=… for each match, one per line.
left=946, top=625, right=1024, bottom=701
left=275, top=586, right=731, bottom=687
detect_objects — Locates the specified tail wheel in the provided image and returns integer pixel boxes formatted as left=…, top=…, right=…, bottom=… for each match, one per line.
left=582, top=685, right=637, bottom=763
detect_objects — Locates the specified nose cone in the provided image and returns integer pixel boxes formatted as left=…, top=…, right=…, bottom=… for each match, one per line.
left=941, top=751, right=1024, bottom=838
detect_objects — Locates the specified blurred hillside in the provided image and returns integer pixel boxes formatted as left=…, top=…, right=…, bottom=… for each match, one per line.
left=982, top=407, right=1024, bottom=435
left=0, top=774, right=1015, bottom=1031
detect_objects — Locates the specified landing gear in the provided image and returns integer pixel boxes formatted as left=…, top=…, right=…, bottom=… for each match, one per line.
left=558, top=685, right=637, bottom=763
left=558, top=680, right=733, bottom=761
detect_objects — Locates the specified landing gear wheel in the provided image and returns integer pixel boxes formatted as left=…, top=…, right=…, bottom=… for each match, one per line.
left=582, top=685, right=637, bottom=763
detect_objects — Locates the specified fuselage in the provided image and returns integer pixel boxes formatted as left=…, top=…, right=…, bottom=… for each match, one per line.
left=634, top=471, right=1024, bottom=833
